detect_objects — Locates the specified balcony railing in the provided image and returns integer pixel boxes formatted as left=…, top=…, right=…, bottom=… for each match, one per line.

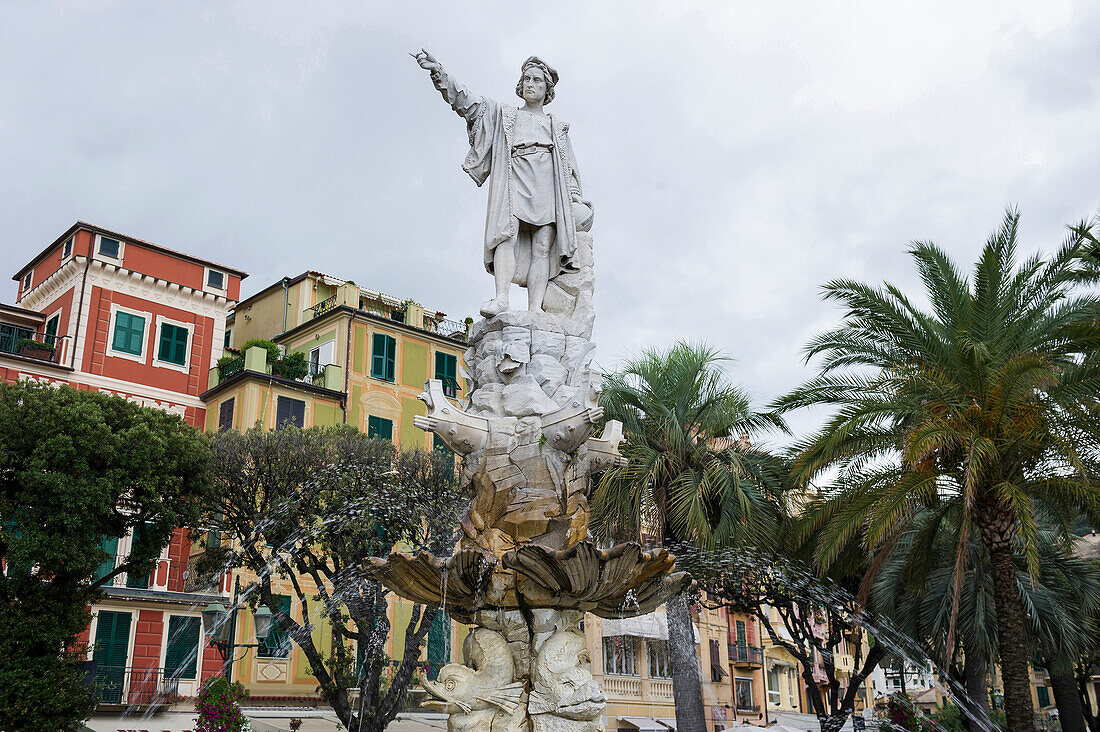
left=311, top=294, right=339, bottom=319
left=423, top=317, right=468, bottom=341
left=0, top=325, right=68, bottom=365
left=218, top=354, right=245, bottom=383
left=737, top=704, right=762, bottom=713
left=729, top=643, right=764, bottom=665
left=307, top=363, right=329, bottom=389
left=89, top=665, right=178, bottom=706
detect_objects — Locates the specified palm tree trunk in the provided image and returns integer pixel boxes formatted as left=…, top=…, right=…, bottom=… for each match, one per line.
left=667, top=589, right=708, bottom=732
left=962, top=642, right=992, bottom=732
left=985, top=536, right=1037, bottom=732
left=1051, top=665, right=1087, bottom=732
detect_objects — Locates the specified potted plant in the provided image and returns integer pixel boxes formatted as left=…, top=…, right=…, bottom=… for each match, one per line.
left=17, top=338, right=55, bottom=360
left=289, top=719, right=302, bottom=731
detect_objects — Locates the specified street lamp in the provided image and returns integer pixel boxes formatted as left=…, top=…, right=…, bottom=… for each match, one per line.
left=202, top=581, right=276, bottom=681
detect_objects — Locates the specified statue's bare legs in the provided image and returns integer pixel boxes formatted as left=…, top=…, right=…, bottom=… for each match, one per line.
left=527, top=225, right=554, bottom=313
left=480, top=223, right=555, bottom=317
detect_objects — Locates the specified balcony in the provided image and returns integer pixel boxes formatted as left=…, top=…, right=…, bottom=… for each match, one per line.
left=87, top=664, right=178, bottom=707
left=729, top=643, right=764, bottom=667
left=0, top=325, right=68, bottom=365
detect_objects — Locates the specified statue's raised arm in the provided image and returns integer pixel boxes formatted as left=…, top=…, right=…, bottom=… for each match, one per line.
left=413, top=49, right=483, bottom=123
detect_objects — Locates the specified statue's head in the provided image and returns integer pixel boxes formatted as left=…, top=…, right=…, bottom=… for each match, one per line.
left=515, top=56, right=558, bottom=105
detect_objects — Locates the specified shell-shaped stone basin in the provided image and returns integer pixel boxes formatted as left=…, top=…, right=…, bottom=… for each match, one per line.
left=502, top=540, right=692, bottom=617
left=363, top=548, right=498, bottom=624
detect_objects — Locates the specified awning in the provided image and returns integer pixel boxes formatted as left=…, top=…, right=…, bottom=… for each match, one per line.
left=603, top=612, right=667, bottom=640
left=602, top=612, right=700, bottom=642
left=620, top=718, right=667, bottom=732
left=657, top=717, right=677, bottom=730
left=766, top=657, right=796, bottom=670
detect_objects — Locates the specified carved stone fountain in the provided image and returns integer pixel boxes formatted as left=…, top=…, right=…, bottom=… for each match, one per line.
left=365, top=52, right=689, bottom=732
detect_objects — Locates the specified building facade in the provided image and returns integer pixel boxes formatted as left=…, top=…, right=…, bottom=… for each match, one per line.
left=4, top=222, right=246, bottom=710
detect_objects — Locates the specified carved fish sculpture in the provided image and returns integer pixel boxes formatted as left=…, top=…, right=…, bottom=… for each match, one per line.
left=421, top=627, right=526, bottom=732
left=528, top=627, right=605, bottom=732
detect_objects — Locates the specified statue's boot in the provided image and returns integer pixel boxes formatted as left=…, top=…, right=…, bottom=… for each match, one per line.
left=480, top=297, right=509, bottom=317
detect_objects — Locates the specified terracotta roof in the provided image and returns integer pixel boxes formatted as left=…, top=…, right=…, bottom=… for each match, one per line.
left=12, top=221, right=248, bottom=281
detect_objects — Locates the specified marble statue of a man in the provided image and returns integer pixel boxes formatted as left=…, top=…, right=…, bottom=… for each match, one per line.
left=414, top=51, right=593, bottom=317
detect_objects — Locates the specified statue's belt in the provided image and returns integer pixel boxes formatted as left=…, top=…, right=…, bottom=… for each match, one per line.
left=511, top=143, right=554, bottom=157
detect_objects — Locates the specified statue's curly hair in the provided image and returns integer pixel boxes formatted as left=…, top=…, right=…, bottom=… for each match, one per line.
left=515, top=59, right=556, bottom=105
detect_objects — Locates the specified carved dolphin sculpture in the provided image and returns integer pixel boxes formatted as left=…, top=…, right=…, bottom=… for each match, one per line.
left=585, top=420, right=627, bottom=472
left=529, top=626, right=605, bottom=731
left=421, top=627, right=525, bottom=732
left=414, top=378, right=490, bottom=454
left=539, top=369, right=604, bottom=453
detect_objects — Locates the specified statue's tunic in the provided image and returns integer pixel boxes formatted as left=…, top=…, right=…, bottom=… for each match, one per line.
left=430, top=68, right=582, bottom=285
left=510, top=111, right=555, bottom=227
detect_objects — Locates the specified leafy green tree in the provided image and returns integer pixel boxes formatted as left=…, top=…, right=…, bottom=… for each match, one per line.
left=203, top=426, right=464, bottom=732
left=0, top=381, right=210, bottom=731
left=593, top=342, right=786, bottom=732
left=774, top=211, right=1100, bottom=732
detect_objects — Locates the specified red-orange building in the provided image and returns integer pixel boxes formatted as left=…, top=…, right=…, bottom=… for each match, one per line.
left=3, top=222, right=246, bottom=708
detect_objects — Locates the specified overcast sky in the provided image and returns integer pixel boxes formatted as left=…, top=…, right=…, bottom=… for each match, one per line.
left=2, top=1, right=1098, bottom=444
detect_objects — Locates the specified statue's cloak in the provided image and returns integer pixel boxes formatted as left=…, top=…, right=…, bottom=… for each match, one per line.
left=433, top=71, right=582, bottom=284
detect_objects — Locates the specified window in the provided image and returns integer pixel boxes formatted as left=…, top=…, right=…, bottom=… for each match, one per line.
left=1037, top=685, right=1051, bottom=708
left=710, top=638, right=727, bottom=682
left=735, top=678, right=754, bottom=710
left=224, top=329, right=232, bottom=349
left=157, top=322, right=189, bottom=366
left=258, top=596, right=292, bottom=658
left=111, top=311, right=146, bottom=356
left=207, top=269, right=225, bottom=289
left=165, top=616, right=201, bottom=679
left=371, top=333, right=396, bottom=381
left=98, top=236, right=121, bottom=258
left=433, top=434, right=455, bottom=472
left=647, top=639, right=671, bottom=678
left=767, top=667, right=782, bottom=706
left=62, top=238, right=73, bottom=258
left=125, top=523, right=148, bottom=588
left=218, top=398, right=235, bottom=431
left=44, top=314, right=60, bottom=346
left=435, top=351, right=459, bottom=397
left=602, top=636, right=637, bottom=676
left=368, top=415, right=393, bottom=441
left=309, top=339, right=335, bottom=377
left=276, top=397, right=305, bottom=429
left=21, top=271, right=32, bottom=292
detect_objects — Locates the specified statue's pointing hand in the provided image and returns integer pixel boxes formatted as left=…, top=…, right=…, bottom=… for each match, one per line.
left=412, top=49, right=441, bottom=73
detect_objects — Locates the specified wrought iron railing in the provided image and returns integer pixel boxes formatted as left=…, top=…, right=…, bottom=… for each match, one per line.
left=423, top=317, right=468, bottom=340
left=311, top=294, right=338, bottom=319
left=307, top=363, right=328, bottom=389
left=218, top=354, right=245, bottom=383
left=90, top=665, right=178, bottom=705
left=0, top=324, right=68, bottom=364
left=182, top=553, right=220, bottom=593
left=729, top=643, right=764, bottom=665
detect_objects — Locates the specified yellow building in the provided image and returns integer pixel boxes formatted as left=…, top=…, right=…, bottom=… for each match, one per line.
left=199, top=271, right=471, bottom=701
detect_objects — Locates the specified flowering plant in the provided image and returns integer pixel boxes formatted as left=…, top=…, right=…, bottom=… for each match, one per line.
left=194, top=676, right=249, bottom=732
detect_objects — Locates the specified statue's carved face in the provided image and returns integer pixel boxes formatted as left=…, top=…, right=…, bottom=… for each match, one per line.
left=521, top=66, right=548, bottom=105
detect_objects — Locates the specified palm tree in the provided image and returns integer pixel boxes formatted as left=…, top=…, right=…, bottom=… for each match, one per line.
left=773, top=210, right=1100, bottom=732
left=862, top=504, right=1100, bottom=732
left=593, top=342, right=786, bottom=732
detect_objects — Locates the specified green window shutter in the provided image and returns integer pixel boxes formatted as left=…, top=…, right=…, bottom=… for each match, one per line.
left=1037, top=685, right=1050, bottom=708
left=45, top=315, right=59, bottom=339
left=371, top=333, right=387, bottom=379
left=368, top=416, right=393, bottom=441
left=426, top=610, right=450, bottom=680
left=385, top=336, right=396, bottom=381
left=93, top=610, right=132, bottom=704
left=736, top=620, right=747, bottom=647
left=259, top=595, right=292, bottom=658
left=94, top=535, right=119, bottom=581
left=165, top=616, right=200, bottom=679
left=112, top=312, right=146, bottom=355
left=125, top=523, right=148, bottom=588
left=158, top=323, right=189, bottom=365
left=435, top=352, right=458, bottom=396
